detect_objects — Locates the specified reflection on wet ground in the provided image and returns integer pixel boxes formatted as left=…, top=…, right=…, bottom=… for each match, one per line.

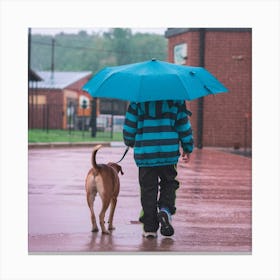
left=28, top=146, right=251, bottom=253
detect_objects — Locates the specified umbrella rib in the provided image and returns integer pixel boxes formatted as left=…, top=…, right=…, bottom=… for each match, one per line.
left=175, top=73, right=193, bottom=100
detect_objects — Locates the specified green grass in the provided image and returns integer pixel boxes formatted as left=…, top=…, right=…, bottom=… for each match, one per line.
left=28, top=129, right=123, bottom=143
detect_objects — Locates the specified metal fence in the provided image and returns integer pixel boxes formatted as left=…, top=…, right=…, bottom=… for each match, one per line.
left=28, top=102, right=125, bottom=139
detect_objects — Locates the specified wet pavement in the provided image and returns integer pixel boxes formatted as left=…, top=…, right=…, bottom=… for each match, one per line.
left=28, top=145, right=252, bottom=254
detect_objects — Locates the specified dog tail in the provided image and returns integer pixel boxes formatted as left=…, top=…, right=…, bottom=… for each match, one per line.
left=91, top=144, right=103, bottom=172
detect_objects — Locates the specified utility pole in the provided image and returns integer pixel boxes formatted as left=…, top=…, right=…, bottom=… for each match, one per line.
left=45, top=37, right=55, bottom=132
left=51, top=37, right=55, bottom=81
left=28, top=28, right=31, bottom=83
left=28, top=28, right=32, bottom=128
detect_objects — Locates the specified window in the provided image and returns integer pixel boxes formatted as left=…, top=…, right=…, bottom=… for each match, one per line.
left=29, top=95, right=46, bottom=105
left=174, top=43, right=187, bottom=65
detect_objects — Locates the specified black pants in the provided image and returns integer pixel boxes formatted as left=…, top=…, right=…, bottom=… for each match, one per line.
left=139, top=165, right=179, bottom=232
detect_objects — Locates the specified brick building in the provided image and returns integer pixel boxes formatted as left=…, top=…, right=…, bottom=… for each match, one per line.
left=165, top=28, right=252, bottom=149
left=29, top=71, right=92, bottom=130
left=28, top=70, right=128, bottom=131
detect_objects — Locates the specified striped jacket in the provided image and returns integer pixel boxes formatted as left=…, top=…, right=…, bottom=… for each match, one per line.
left=123, top=100, right=194, bottom=167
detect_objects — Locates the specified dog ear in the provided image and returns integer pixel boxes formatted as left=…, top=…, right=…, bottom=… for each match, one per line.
left=108, top=162, right=124, bottom=175
left=116, top=164, right=124, bottom=175
left=119, top=166, right=124, bottom=175
left=115, top=164, right=124, bottom=175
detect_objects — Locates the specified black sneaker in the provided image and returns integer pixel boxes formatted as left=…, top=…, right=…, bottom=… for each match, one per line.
left=157, top=210, right=174, bottom=236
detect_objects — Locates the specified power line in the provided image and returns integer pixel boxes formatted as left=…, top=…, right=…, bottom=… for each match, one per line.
left=31, top=40, right=167, bottom=56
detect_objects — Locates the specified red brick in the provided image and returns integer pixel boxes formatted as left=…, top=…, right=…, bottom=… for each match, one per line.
left=167, top=29, right=252, bottom=148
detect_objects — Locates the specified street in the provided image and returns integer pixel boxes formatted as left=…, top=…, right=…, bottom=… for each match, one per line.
left=28, top=145, right=252, bottom=253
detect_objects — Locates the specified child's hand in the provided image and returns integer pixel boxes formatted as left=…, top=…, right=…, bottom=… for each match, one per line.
left=182, top=152, right=191, bottom=163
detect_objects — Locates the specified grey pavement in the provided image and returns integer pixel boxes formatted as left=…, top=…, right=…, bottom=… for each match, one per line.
left=28, top=145, right=252, bottom=254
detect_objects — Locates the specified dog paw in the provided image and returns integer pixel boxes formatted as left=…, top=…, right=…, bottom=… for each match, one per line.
left=102, top=230, right=111, bottom=235
left=91, top=227, right=99, bottom=232
left=108, top=226, right=116, bottom=231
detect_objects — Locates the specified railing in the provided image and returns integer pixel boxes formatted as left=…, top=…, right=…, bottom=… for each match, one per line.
left=28, top=103, right=125, bottom=140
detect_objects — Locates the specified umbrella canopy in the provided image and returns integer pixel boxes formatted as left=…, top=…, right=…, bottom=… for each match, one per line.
left=83, top=59, right=228, bottom=102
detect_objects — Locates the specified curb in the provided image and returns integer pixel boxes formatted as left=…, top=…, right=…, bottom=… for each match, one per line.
left=28, top=142, right=110, bottom=149
left=28, top=141, right=126, bottom=149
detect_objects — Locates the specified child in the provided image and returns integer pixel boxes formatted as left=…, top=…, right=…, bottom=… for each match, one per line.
left=123, top=100, right=193, bottom=238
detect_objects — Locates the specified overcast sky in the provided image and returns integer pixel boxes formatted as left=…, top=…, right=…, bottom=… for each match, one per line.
left=31, top=28, right=166, bottom=36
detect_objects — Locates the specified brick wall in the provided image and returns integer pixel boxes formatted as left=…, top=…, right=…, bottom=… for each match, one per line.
left=29, top=89, right=64, bottom=129
left=167, top=29, right=252, bottom=148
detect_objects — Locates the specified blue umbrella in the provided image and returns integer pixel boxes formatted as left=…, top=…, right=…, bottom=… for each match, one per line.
left=83, top=59, right=228, bottom=102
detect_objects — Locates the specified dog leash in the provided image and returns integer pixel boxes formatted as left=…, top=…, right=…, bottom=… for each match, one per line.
left=115, top=146, right=130, bottom=163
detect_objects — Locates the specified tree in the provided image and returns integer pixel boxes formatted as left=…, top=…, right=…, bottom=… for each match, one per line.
left=104, top=28, right=133, bottom=65
left=30, top=28, right=167, bottom=72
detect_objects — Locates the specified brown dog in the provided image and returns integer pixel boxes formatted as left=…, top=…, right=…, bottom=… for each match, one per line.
left=85, top=144, right=124, bottom=234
